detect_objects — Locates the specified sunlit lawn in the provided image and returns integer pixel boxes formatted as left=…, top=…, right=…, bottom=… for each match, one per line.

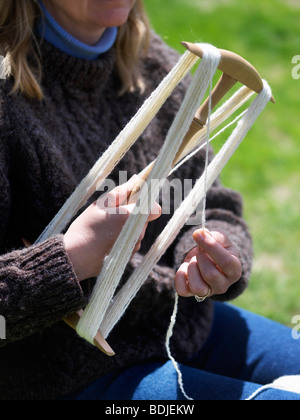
left=144, top=0, right=300, bottom=325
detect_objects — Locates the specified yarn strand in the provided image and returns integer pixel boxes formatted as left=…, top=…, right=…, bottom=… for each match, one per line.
left=165, top=293, right=194, bottom=400
left=100, top=79, right=272, bottom=340
left=201, top=74, right=213, bottom=230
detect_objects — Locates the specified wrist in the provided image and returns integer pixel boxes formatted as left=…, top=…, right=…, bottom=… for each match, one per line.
left=63, top=235, right=83, bottom=282
left=63, top=233, right=102, bottom=282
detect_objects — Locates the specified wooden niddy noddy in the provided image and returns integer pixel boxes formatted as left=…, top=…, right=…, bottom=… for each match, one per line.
left=63, top=42, right=275, bottom=356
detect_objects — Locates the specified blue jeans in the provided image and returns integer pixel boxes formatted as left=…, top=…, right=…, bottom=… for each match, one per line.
left=69, top=303, right=300, bottom=400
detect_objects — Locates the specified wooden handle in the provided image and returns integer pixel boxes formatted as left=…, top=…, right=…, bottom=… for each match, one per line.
left=64, top=311, right=115, bottom=357
left=171, top=74, right=237, bottom=166
left=196, top=73, right=237, bottom=125
left=172, top=118, right=204, bottom=165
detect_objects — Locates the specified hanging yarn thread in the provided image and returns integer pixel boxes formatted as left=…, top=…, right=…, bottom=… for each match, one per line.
left=164, top=62, right=216, bottom=402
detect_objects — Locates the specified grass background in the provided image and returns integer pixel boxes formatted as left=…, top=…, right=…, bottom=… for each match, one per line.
left=144, top=0, right=300, bottom=326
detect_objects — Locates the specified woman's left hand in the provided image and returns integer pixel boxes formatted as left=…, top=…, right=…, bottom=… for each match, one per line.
left=175, top=229, right=242, bottom=299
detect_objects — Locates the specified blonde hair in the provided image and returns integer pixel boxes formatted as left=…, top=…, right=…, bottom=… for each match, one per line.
left=0, top=0, right=150, bottom=100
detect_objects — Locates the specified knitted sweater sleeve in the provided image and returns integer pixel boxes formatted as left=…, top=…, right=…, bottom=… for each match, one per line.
left=0, top=237, right=86, bottom=346
left=0, top=111, right=86, bottom=347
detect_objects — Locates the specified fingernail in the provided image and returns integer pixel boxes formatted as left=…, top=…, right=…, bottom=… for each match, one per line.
left=202, top=228, right=213, bottom=236
left=193, top=228, right=211, bottom=241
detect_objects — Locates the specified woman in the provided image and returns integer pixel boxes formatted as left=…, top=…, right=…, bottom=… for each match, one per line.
left=0, top=0, right=299, bottom=400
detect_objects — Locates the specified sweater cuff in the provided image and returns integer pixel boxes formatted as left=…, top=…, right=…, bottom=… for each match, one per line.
left=1, top=235, right=86, bottom=342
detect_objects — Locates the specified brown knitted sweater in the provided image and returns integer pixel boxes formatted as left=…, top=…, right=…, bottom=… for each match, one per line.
left=0, top=32, right=253, bottom=400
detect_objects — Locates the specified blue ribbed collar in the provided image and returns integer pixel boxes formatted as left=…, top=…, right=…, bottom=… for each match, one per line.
left=37, top=0, right=118, bottom=61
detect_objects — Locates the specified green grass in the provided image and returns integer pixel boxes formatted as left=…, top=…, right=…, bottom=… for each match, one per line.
left=144, top=0, right=300, bottom=326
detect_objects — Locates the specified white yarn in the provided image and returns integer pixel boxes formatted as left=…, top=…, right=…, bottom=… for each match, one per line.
left=165, top=293, right=194, bottom=400
left=100, top=79, right=272, bottom=341
left=246, top=376, right=300, bottom=400
left=172, top=85, right=254, bottom=168
left=201, top=72, right=213, bottom=230
left=171, top=108, right=248, bottom=176
left=99, top=78, right=272, bottom=400
left=76, top=44, right=222, bottom=344
left=134, top=86, right=254, bottom=187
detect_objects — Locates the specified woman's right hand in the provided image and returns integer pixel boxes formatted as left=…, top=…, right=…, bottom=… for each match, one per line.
left=64, top=176, right=161, bottom=282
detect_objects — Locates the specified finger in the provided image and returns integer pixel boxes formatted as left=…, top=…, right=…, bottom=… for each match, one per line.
left=187, top=256, right=211, bottom=297
left=132, top=241, right=142, bottom=255
left=196, top=249, right=229, bottom=295
left=127, top=177, right=147, bottom=205
left=115, top=200, right=161, bottom=222
left=175, top=263, right=191, bottom=297
left=147, top=202, right=162, bottom=222
left=208, top=230, right=240, bottom=256
left=131, top=222, right=148, bottom=257
left=139, top=222, right=148, bottom=243
left=98, top=175, right=140, bottom=208
left=193, top=229, right=242, bottom=281
left=183, top=247, right=199, bottom=264
left=121, top=201, right=161, bottom=222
